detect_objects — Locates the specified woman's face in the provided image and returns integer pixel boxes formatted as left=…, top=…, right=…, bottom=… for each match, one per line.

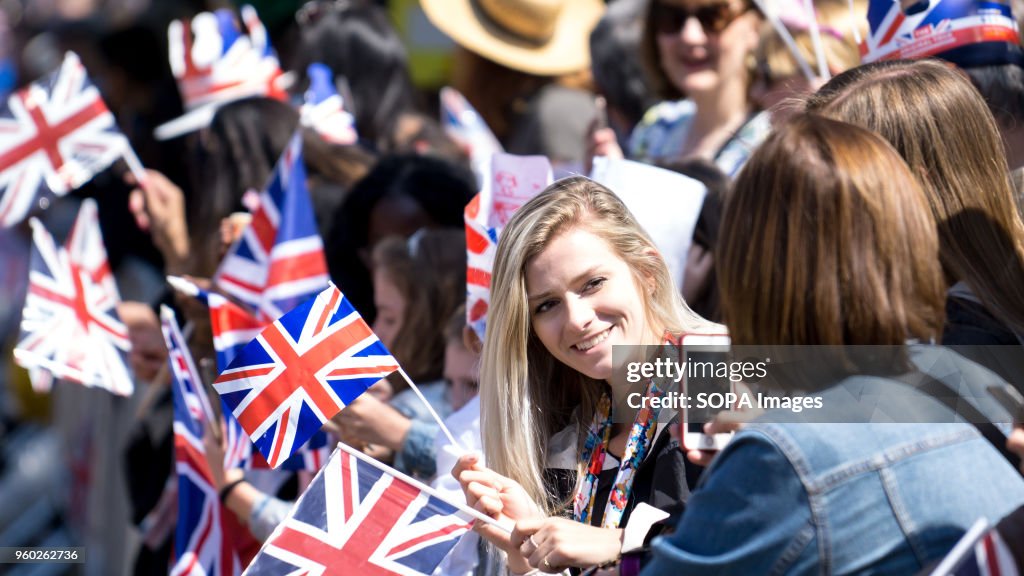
left=654, top=0, right=760, bottom=97
left=525, top=226, right=659, bottom=382
left=372, top=269, right=404, bottom=349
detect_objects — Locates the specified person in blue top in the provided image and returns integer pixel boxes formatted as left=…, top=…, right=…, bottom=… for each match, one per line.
left=643, top=114, right=1024, bottom=575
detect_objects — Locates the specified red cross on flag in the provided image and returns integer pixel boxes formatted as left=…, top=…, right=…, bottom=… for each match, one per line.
left=14, top=198, right=133, bottom=396
left=0, top=52, right=134, bottom=228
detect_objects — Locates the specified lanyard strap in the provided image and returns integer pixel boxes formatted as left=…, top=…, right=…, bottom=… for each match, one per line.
left=573, top=379, right=665, bottom=528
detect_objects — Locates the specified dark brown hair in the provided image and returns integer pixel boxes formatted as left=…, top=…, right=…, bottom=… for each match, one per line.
left=720, top=114, right=944, bottom=345
left=372, top=229, right=467, bottom=388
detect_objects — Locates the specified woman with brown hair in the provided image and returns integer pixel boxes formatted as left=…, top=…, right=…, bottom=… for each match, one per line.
left=806, top=59, right=1024, bottom=345
left=644, top=113, right=1024, bottom=575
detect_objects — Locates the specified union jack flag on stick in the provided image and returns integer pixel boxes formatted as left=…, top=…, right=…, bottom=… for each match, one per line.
left=14, top=198, right=133, bottom=396
left=214, top=283, right=399, bottom=469
left=244, top=442, right=508, bottom=575
left=214, top=131, right=329, bottom=323
left=0, top=52, right=139, bottom=228
left=166, top=305, right=259, bottom=575
left=168, top=275, right=331, bottom=472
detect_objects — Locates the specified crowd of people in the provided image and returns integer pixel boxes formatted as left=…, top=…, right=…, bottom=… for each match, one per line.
left=1, top=0, right=1024, bottom=574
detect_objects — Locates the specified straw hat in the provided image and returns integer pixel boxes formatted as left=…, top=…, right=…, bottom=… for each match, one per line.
left=420, top=0, right=605, bottom=76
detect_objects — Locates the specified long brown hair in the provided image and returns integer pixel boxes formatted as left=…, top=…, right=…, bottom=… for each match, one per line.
left=806, top=59, right=1024, bottom=338
left=372, top=229, right=466, bottom=388
left=720, top=114, right=944, bottom=345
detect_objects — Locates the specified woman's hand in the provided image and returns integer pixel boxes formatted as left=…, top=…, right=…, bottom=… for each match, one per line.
left=452, top=453, right=543, bottom=572
left=202, top=418, right=242, bottom=490
left=331, top=394, right=411, bottom=451
left=512, top=517, right=623, bottom=573
left=1009, top=426, right=1024, bottom=475
left=117, top=301, right=167, bottom=384
left=683, top=382, right=761, bottom=467
left=126, top=169, right=190, bottom=275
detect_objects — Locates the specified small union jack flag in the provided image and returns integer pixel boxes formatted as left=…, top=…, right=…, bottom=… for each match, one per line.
left=161, top=305, right=216, bottom=425
left=931, top=518, right=1020, bottom=576
left=0, top=52, right=132, bottom=228
left=440, top=86, right=503, bottom=183
left=168, top=275, right=331, bottom=472
left=301, top=63, right=358, bottom=146
left=214, top=131, right=329, bottom=323
left=14, top=198, right=133, bottom=396
left=168, top=306, right=259, bottom=575
left=465, top=154, right=551, bottom=340
left=214, top=284, right=399, bottom=469
left=245, top=443, right=475, bottom=575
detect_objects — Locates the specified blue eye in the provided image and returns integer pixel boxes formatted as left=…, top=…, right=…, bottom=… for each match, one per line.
left=583, top=277, right=607, bottom=292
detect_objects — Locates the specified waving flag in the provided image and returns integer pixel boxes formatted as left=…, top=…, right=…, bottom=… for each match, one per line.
left=861, top=0, right=1020, bottom=64
left=215, top=132, right=329, bottom=323
left=245, top=443, right=475, bottom=575
left=0, top=52, right=132, bottom=228
left=214, top=284, right=398, bottom=469
left=301, top=63, right=358, bottom=146
left=167, top=304, right=259, bottom=575
left=168, top=275, right=330, bottom=472
left=440, top=87, right=503, bottom=184
left=14, top=199, right=132, bottom=395
left=162, top=306, right=216, bottom=424
left=465, top=154, right=552, bottom=340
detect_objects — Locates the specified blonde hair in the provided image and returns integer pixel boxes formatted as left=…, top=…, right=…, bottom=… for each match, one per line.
left=807, top=59, right=1024, bottom=339
left=754, top=0, right=866, bottom=82
left=480, top=176, right=717, bottom=514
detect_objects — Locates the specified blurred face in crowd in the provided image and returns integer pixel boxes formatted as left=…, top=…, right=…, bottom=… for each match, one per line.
left=525, top=225, right=660, bottom=382
left=654, top=0, right=760, bottom=97
left=444, top=339, right=479, bottom=412
left=372, top=269, right=404, bottom=349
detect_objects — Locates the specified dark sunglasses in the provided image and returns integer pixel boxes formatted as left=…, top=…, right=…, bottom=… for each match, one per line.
left=652, top=2, right=744, bottom=35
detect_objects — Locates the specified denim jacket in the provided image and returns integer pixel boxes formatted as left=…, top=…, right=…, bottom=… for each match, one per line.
left=643, top=348, right=1024, bottom=575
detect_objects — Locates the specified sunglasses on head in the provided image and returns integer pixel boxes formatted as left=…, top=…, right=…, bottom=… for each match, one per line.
left=652, top=1, right=744, bottom=35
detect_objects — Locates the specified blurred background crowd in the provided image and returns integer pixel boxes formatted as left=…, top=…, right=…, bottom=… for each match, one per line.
left=0, top=0, right=1022, bottom=574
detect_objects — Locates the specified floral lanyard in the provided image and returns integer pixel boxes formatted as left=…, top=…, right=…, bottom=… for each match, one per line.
left=572, top=377, right=666, bottom=529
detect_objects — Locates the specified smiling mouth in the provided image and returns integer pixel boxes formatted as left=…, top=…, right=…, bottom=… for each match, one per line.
left=573, top=327, right=612, bottom=352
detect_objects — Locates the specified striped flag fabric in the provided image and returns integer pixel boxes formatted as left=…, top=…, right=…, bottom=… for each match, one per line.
left=14, top=198, right=133, bottom=395
left=244, top=443, right=476, bottom=575
left=439, top=86, right=502, bottom=184
left=465, top=154, right=551, bottom=340
left=214, top=131, right=329, bottom=323
left=214, top=283, right=399, bottom=469
left=165, top=305, right=259, bottom=575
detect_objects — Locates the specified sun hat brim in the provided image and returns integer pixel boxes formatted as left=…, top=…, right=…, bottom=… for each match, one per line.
left=421, top=0, right=605, bottom=76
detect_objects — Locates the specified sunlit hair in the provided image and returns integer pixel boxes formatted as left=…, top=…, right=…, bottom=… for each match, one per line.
left=481, top=176, right=718, bottom=514
left=806, top=59, right=1024, bottom=338
left=754, top=0, right=866, bottom=83
left=721, top=113, right=944, bottom=345
left=372, top=229, right=466, bottom=390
